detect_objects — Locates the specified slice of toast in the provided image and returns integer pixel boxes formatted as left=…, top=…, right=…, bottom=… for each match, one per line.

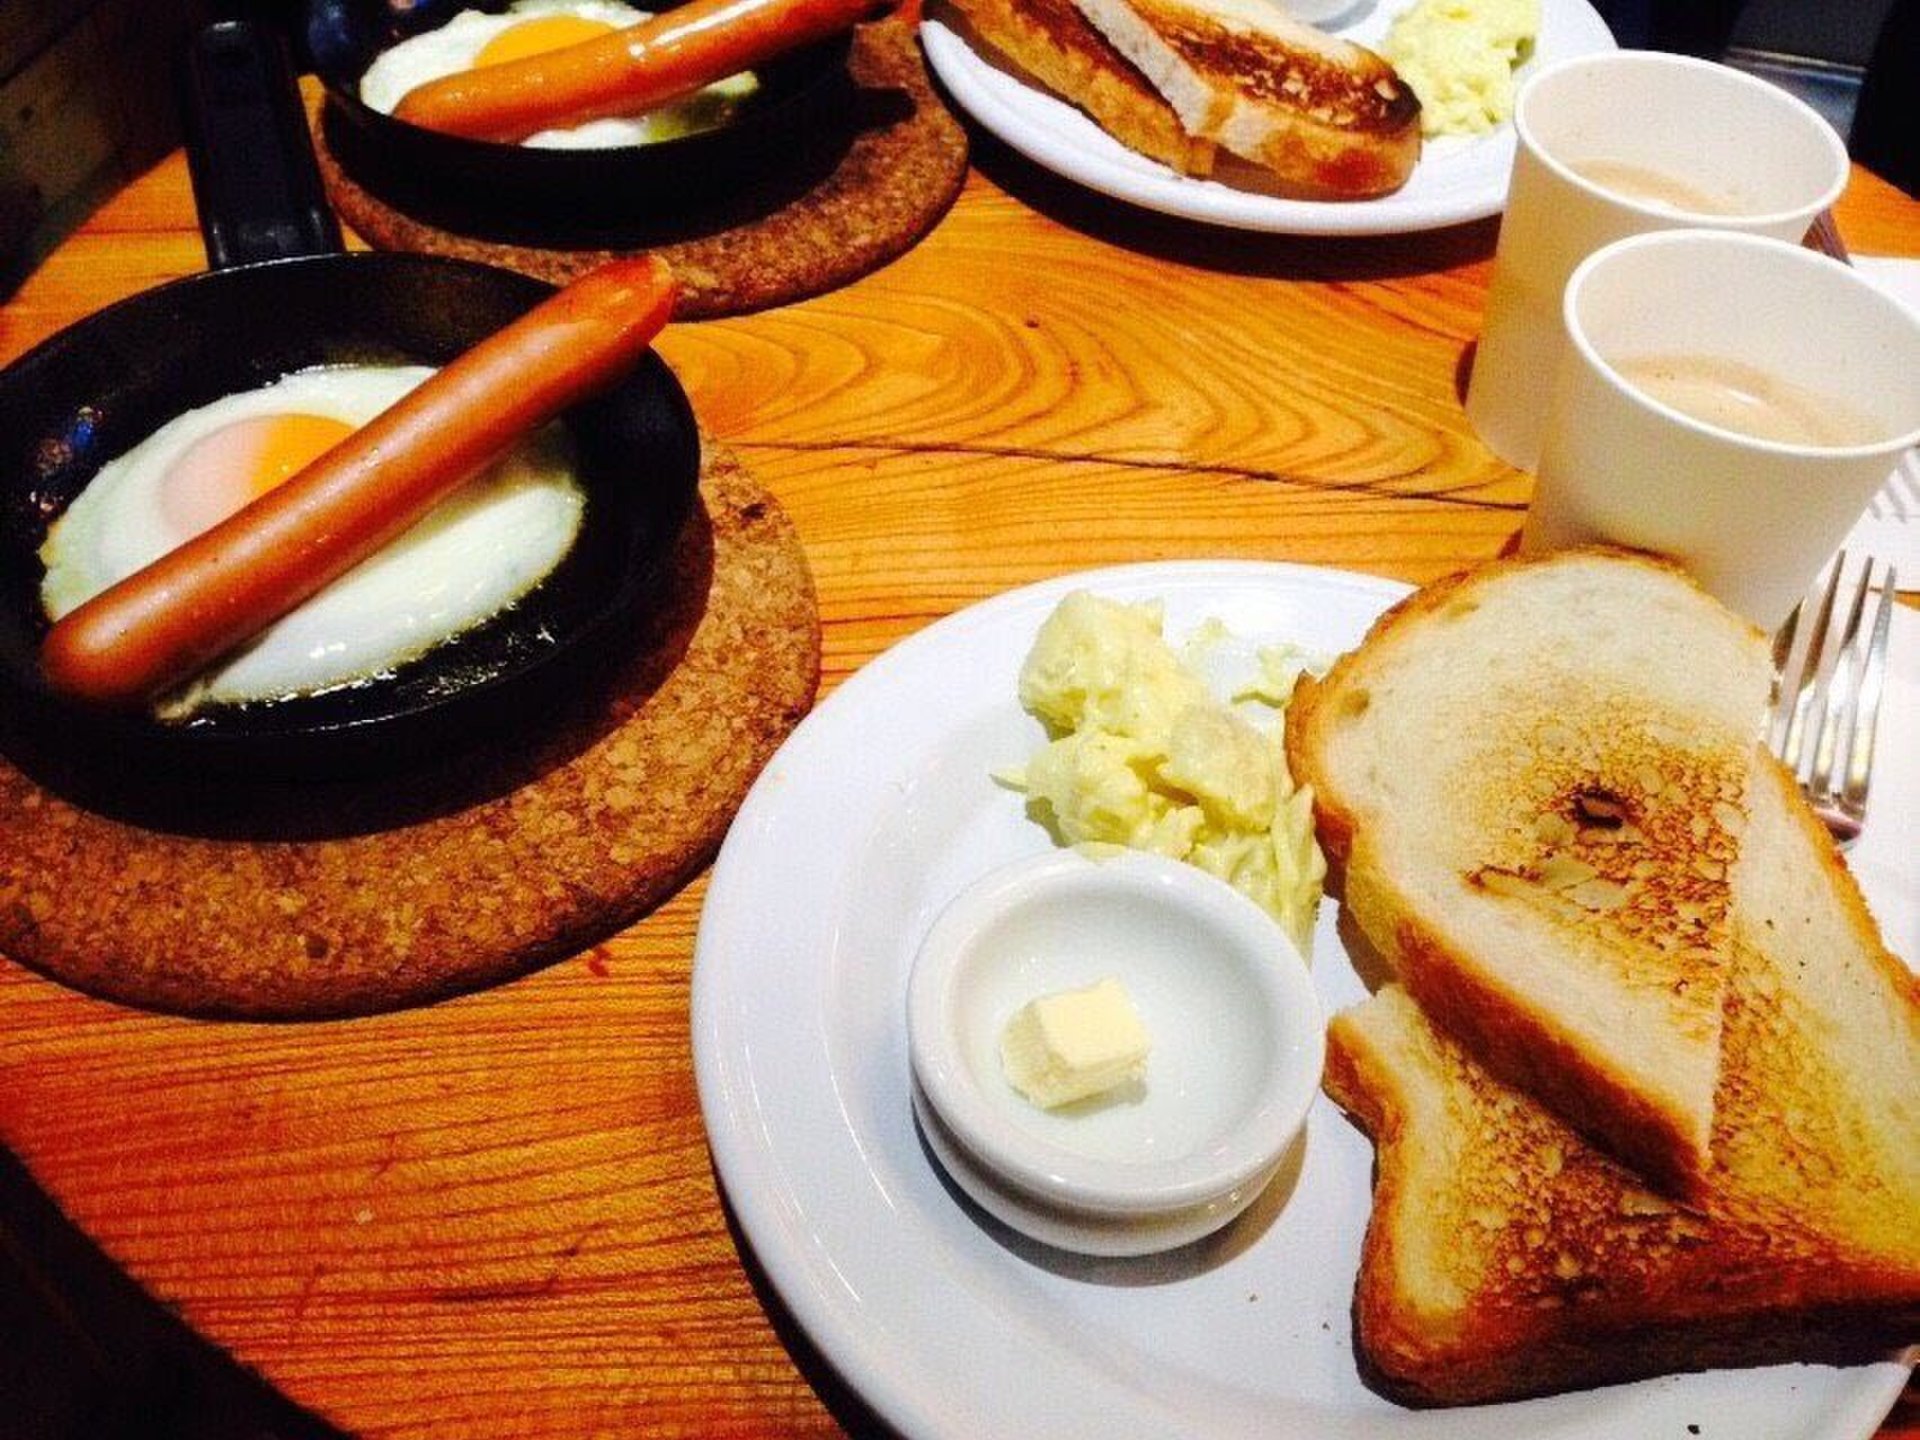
left=944, top=0, right=1218, bottom=175
left=1287, top=551, right=1772, bottom=1194
left=1322, top=755, right=1920, bottom=1405
left=1069, top=0, right=1421, bottom=196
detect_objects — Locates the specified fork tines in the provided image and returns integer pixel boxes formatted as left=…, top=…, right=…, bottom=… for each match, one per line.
left=1769, top=553, right=1899, bottom=845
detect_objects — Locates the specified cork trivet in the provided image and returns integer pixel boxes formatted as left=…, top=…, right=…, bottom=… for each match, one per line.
left=0, top=445, right=818, bottom=1019
left=315, top=20, right=967, bottom=319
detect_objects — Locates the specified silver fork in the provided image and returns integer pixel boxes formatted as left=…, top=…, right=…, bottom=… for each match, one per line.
left=1767, top=552, right=1898, bottom=847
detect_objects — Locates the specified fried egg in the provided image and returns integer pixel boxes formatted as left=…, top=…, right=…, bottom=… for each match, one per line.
left=359, top=0, right=761, bottom=149
left=39, top=365, right=586, bottom=718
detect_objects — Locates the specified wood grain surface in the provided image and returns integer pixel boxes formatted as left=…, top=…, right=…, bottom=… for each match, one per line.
left=0, top=85, right=1916, bottom=1438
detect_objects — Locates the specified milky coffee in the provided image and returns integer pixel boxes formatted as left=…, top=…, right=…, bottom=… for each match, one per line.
left=1565, top=159, right=1743, bottom=216
left=1612, top=354, right=1887, bottom=448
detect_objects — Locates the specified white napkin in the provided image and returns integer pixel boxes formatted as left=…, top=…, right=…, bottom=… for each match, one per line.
left=1849, top=601, right=1918, bottom=962
left=1815, top=258, right=1912, bottom=949
left=1840, top=256, right=1920, bottom=578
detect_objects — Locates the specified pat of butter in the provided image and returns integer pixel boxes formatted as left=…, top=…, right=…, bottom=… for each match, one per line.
left=1000, top=978, right=1150, bottom=1109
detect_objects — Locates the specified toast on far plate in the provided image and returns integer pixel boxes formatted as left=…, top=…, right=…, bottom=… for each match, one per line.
left=946, top=0, right=1218, bottom=174
left=1071, top=0, right=1422, bottom=196
left=1323, top=752, right=1920, bottom=1403
left=1288, top=550, right=1775, bottom=1195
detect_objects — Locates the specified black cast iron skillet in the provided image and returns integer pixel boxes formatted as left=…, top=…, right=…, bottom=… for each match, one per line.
left=0, top=21, right=700, bottom=782
left=304, top=0, right=855, bottom=230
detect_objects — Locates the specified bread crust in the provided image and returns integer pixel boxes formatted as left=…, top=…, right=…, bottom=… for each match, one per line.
left=1071, top=0, right=1420, bottom=196
left=1288, top=564, right=1462, bottom=868
left=1754, top=749, right=1920, bottom=1020
left=1356, top=873, right=1711, bottom=1194
left=944, top=0, right=1217, bottom=174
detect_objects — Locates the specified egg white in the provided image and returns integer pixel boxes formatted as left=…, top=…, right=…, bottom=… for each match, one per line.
left=359, top=0, right=760, bottom=149
left=39, top=365, right=587, bottom=717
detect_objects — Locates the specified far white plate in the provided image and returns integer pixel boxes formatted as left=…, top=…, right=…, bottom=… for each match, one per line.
left=921, top=0, right=1617, bottom=235
left=692, top=561, right=1914, bottom=1440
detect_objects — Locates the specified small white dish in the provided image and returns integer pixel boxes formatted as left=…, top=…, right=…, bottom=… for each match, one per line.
left=905, top=847, right=1325, bottom=1256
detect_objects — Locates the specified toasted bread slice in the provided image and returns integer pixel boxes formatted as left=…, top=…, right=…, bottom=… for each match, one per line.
left=1069, top=0, right=1421, bottom=196
left=1323, top=757, right=1920, bottom=1405
left=944, top=0, right=1218, bottom=175
left=1288, top=551, right=1771, bottom=1194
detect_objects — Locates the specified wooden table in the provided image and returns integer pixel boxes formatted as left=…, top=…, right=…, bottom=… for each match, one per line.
left=1, top=101, right=1915, bottom=1438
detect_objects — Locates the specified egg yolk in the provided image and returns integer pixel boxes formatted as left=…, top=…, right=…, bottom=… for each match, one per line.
left=473, top=15, right=620, bottom=67
left=159, top=412, right=354, bottom=539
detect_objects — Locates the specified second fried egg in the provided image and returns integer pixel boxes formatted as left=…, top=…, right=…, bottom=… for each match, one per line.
left=359, top=0, right=761, bottom=149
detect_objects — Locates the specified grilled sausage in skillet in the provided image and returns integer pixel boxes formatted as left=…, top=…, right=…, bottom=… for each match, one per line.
left=41, top=256, right=678, bottom=708
left=393, top=0, right=885, bottom=143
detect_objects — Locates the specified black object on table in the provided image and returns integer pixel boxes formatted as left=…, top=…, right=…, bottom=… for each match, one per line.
left=0, top=1143, right=343, bottom=1440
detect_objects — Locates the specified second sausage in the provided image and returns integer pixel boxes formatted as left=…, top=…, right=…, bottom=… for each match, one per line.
left=394, top=0, right=887, bottom=144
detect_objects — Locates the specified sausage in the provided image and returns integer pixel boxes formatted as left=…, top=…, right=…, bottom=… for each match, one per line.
left=393, top=0, right=887, bottom=144
left=40, top=255, right=677, bottom=708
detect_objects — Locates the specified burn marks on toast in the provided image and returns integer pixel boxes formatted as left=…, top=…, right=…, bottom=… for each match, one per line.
left=1462, top=701, right=1749, bottom=1045
left=949, top=0, right=1218, bottom=175
left=1348, top=988, right=1724, bottom=1321
left=1021, top=0, right=1176, bottom=102
left=1149, top=17, right=1418, bottom=133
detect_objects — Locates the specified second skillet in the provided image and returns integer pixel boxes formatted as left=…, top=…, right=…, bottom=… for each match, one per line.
left=304, top=0, right=856, bottom=227
left=0, top=20, right=702, bottom=780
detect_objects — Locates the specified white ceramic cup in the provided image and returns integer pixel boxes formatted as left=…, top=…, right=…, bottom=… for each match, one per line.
left=1465, top=51, right=1849, bottom=473
left=1524, top=230, right=1920, bottom=628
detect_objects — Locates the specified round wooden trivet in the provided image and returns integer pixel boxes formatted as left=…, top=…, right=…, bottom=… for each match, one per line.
left=315, top=20, right=967, bottom=319
left=0, top=446, right=818, bottom=1019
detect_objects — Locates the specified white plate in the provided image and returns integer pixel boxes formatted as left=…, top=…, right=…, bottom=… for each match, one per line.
left=920, top=0, right=1617, bottom=235
left=692, top=560, right=1914, bottom=1440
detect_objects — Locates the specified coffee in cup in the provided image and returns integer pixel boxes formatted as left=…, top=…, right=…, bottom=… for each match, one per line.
left=1526, top=230, right=1920, bottom=628
left=1560, top=161, right=1743, bottom=217
left=1610, top=354, right=1888, bottom=449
